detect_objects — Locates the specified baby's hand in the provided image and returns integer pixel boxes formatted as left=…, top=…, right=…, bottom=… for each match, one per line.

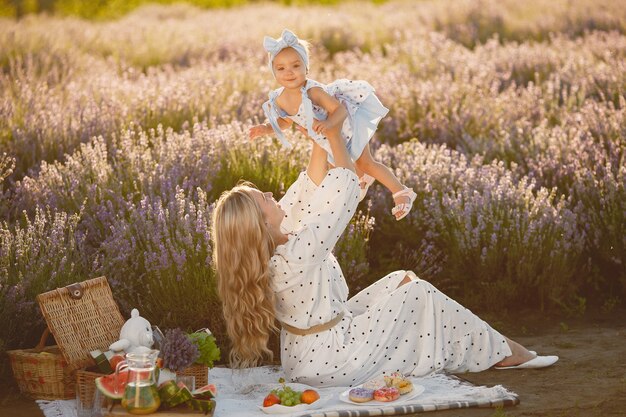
left=312, top=119, right=332, bottom=135
left=248, top=124, right=270, bottom=141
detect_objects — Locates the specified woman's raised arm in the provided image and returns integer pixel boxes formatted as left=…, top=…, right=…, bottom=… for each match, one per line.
left=325, top=119, right=355, bottom=174
left=306, top=141, right=329, bottom=185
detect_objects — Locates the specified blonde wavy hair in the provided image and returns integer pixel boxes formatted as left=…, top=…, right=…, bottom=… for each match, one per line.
left=211, top=184, right=278, bottom=368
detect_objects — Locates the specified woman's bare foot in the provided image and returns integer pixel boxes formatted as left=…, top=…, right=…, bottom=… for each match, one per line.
left=494, top=337, right=536, bottom=367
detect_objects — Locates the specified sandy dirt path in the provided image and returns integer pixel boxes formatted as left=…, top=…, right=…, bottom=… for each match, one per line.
left=2, top=308, right=625, bottom=417
left=432, top=308, right=626, bottom=417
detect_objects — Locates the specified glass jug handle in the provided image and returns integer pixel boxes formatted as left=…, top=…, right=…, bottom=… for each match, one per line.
left=114, top=360, right=129, bottom=396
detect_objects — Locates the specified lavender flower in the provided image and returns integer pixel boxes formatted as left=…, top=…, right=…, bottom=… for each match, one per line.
left=160, top=328, right=200, bottom=372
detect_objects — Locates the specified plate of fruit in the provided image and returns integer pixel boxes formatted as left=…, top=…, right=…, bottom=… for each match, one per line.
left=260, top=378, right=328, bottom=414
left=339, top=372, right=425, bottom=406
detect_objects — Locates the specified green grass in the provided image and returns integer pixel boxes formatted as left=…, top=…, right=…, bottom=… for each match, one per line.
left=0, top=0, right=387, bottom=20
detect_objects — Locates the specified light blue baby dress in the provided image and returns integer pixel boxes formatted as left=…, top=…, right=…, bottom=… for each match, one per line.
left=262, top=79, right=389, bottom=164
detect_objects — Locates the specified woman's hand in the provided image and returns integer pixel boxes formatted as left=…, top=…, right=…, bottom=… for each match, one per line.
left=294, top=124, right=319, bottom=146
left=248, top=124, right=271, bottom=140
left=294, top=124, right=308, bottom=136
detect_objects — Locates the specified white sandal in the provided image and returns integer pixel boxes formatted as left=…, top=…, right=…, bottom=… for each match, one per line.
left=494, top=354, right=559, bottom=370
left=391, top=187, right=417, bottom=221
left=358, top=174, right=375, bottom=202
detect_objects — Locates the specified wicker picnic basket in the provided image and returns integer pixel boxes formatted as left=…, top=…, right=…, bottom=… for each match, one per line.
left=176, top=363, right=209, bottom=388
left=7, top=329, right=74, bottom=400
left=6, top=276, right=125, bottom=403
left=8, top=277, right=124, bottom=401
left=36, top=276, right=125, bottom=372
left=76, top=368, right=107, bottom=408
left=36, top=276, right=125, bottom=405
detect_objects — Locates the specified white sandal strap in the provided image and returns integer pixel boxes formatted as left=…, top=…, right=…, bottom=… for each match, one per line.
left=392, top=187, right=416, bottom=199
left=391, top=187, right=417, bottom=220
left=391, top=203, right=410, bottom=215
left=358, top=174, right=376, bottom=202
left=359, top=174, right=375, bottom=186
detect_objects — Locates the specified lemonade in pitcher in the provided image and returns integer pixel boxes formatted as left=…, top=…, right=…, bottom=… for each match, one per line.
left=116, top=350, right=161, bottom=414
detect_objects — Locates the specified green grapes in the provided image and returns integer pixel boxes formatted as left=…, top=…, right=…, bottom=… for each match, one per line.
left=270, top=386, right=302, bottom=407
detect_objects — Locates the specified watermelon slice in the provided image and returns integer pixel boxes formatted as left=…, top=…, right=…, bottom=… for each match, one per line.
left=158, top=380, right=193, bottom=408
left=192, top=384, right=217, bottom=399
left=188, top=398, right=216, bottom=415
left=95, top=369, right=130, bottom=400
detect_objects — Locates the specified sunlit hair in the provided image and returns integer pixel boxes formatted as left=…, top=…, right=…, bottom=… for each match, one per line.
left=211, top=182, right=278, bottom=368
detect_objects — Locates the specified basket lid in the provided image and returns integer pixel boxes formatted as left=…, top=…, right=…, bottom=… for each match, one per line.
left=36, top=276, right=125, bottom=371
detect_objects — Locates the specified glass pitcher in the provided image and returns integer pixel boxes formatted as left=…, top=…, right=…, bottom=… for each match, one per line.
left=115, top=350, right=161, bottom=415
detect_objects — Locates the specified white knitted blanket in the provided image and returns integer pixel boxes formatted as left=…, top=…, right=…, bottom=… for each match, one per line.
left=38, top=366, right=518, bottom=417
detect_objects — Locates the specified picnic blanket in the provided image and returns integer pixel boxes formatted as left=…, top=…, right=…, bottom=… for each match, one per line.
left=38, top=366, right=519, bottom=417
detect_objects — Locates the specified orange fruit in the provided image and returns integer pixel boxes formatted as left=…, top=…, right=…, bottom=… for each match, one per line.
left=109, top=355, right=125, bottom=371
left=300, top=389, right=320, bottom=404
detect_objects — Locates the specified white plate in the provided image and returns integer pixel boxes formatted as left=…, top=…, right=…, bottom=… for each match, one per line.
left=339, top=380, right=425, bottom=406
left=259, top=391, right=330, bottom=414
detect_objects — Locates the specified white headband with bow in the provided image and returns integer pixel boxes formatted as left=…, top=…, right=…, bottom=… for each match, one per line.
left=263, top=29, right=309, bottom=76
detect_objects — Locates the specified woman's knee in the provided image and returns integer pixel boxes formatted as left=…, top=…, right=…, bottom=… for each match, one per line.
left=397, top=275, right=412, bottom=287
left=396, top=271, right=418, bottom=288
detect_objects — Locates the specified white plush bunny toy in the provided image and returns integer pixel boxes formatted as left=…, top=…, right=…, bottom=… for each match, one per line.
left=109, top=308, right=154, bottom=354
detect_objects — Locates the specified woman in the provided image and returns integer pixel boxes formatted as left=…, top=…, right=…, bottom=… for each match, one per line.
left=211, top=123, right=557, bottom=387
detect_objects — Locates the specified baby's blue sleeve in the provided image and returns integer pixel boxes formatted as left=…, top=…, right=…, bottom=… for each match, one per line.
left=262, top=99, right=292, bottom=150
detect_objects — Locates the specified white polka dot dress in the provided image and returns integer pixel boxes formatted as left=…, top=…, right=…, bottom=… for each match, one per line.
left=264, top=79, right=389, bottom=164
left=272, top=168, right=512, bottom=388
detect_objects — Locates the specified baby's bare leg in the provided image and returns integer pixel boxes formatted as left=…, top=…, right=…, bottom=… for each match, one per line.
left=355, top=144, right=404, bottom=194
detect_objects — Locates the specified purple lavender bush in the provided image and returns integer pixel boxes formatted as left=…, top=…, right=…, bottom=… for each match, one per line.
left=1, top=0, right=626, bottom=375
left=511, top=101, right=626, bottom=296
left=0, top=207, right=90, bottom=358
left=373, top=141, right=585, bottom=309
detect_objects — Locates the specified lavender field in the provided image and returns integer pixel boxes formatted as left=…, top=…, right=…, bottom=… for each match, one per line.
left=0, top=0, right=625, bottom=364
